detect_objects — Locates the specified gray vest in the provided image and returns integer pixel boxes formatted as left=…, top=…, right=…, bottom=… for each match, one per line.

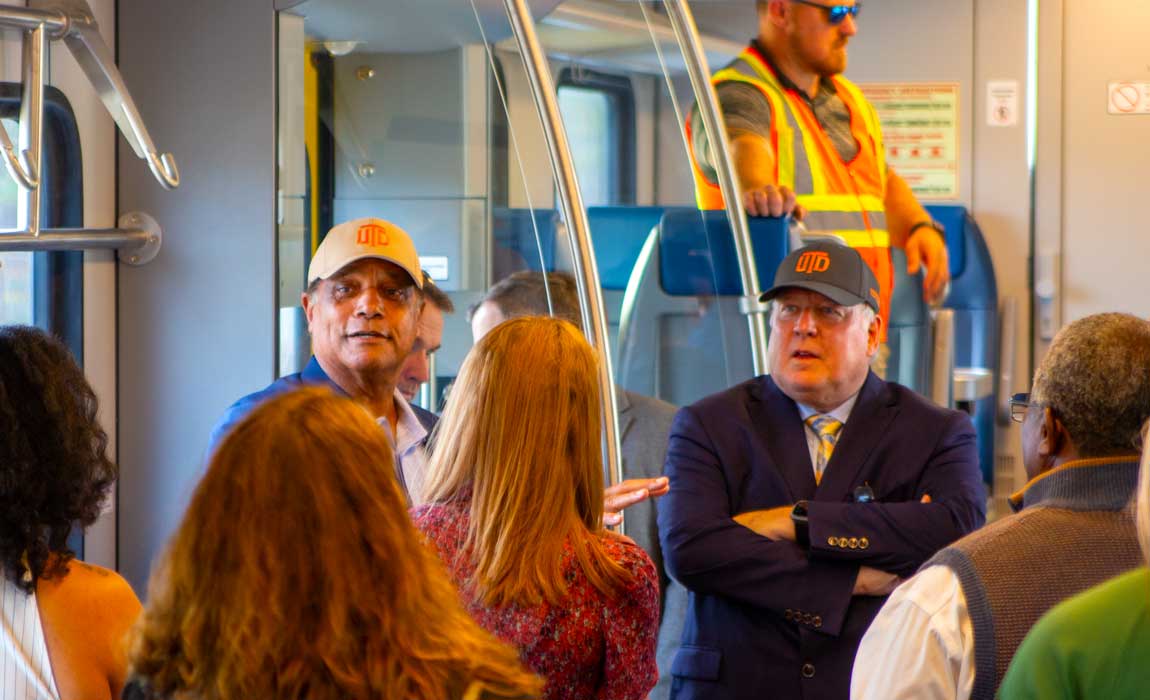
left=926, top=458, right=1142, bottom=700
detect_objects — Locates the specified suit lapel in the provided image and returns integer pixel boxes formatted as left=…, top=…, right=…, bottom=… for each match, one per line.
left=816, top=372, right=899, bottom=500
left=753, top=377, right=818, bottom=501
left=615, top=388, right=636, bottom=447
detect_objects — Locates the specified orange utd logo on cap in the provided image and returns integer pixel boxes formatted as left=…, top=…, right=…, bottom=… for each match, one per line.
left=795, top=251, right=831, bottom=274
left=356, top=223, right=391, bottom=247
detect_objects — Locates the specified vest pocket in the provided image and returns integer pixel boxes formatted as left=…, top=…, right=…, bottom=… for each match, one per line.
left=670, top=645, right=722, bottom=681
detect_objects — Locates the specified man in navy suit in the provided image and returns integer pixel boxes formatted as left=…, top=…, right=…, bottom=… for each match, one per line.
left=659, top=242, right=985, bottom=699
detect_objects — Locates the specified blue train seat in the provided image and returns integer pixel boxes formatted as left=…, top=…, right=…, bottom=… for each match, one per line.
left=617, top=210, right=789, bottom=406
left=886, top=248, right=931, bottom=394
left=588, top=207, right=667, bottom=365
left=928, top=204, right=999, bottom=483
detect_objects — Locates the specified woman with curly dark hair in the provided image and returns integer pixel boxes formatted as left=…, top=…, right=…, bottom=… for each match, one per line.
left=0, top=325, right=141, bottom=700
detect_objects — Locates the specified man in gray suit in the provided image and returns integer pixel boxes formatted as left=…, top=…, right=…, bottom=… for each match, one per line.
left=471, top=270, right=685, bottom=697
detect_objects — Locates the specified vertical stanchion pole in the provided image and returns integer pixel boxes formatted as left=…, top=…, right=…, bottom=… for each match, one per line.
left=662, top=0, right=769, bottom=376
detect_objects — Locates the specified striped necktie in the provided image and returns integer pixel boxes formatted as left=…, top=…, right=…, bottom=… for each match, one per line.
left=805, top=414, right=844, bottom=484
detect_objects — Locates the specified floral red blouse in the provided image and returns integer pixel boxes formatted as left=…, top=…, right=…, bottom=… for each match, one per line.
left=412, top=499, right=660, bottom=700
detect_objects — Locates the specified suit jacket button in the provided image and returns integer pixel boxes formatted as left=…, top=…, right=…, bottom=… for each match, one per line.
left=814, top=616, right=822, bottom=628
left=849, top=537, right=859, bottom=549
left=785, top=609, right=793, bottom=621
left=802, top=613, right=812, bottom=624
left=860, top=537, right=870, bottom=549
left=801, top=663, right=816, bottom=679
left=827, top=536, right=838, bottom=547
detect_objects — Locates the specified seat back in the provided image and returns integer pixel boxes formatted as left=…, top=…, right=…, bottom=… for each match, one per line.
left=588, top=206, right=667, bottom=366
left=885, top=248, right=932, bottom=394
left=618, top=210, right=788, bottom=406
left=928, top=204, right=1000, bottom=482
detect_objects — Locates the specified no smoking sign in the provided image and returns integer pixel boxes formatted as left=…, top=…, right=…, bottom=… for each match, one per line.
left=1108, top=81, right=1150, bottom=115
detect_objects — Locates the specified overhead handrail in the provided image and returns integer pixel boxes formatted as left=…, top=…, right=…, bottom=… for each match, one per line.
left=0, top=0, right=172, bottom=264
left=29, top=0, right=179, bottom=189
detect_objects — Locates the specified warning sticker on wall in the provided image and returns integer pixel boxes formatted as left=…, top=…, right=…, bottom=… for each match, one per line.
left=1107, top=82, right=1150, bottom=115
left=857, top=82, right=960, bottom=200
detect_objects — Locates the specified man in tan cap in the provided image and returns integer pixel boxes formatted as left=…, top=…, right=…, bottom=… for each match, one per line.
left=208, top=217, right=436, bottom=498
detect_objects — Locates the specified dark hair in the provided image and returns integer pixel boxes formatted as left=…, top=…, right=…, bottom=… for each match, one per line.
left=421, top=272, right=455, bottom=314
left=0, top=325, right=115, bottom=592
left=468, top=270, right=582, bottom=326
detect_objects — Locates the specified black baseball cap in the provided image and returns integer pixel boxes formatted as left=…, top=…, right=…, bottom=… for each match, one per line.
left=759, top=242, right=881, bottom=312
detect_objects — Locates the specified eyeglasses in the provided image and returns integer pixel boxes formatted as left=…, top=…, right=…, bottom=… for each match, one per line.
left=1009, top=393, right=1040, bottom=423
left=774, top=301, right=850, bottom=326
left=791, top=0, right=862, bottom=25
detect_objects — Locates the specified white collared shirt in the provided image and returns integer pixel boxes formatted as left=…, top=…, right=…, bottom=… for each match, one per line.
left=796, top=392, right=859, bottom=477
left=850, top=565, right=974, bottom=700
left=377, top=390, right=429, bottom=505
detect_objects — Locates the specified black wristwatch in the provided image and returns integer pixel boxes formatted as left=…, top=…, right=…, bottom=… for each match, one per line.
left=791, top=500, right=810, bottom=550
left=908, top=220, right=945, bottom=240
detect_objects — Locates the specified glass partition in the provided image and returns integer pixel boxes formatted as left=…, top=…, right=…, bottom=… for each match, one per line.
left=528, top=0, right=763, bottom=407
left=275, top=0, right=608, bottom=413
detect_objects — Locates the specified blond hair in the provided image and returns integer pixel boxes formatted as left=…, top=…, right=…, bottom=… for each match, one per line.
left=422, top=316, right=633, bottom=607
left=129, top=387, right=540, bottom=700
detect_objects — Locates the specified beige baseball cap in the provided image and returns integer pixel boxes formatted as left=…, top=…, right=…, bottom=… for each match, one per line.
left=307, top=218, right=423, bottom=288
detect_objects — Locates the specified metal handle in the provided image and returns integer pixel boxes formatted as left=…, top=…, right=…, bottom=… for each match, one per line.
left=29, top=0, right=180, bottom=189
left=931, top=308, right=956, bottom=408
left=0, top=139, right=38, bottom=190
left=997, top=296, right=1018, bottom=425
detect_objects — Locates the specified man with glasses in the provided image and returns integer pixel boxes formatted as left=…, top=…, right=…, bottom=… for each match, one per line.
left=659, top=243, right=985, bottom=699
left=688, top=0, right=951, bottom=340
left=852, top=312, right=1150, bottom=700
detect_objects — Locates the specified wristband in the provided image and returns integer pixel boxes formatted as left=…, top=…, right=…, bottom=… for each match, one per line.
left=908, top=220, right=945, bottom=240
left=791, top=500, right=810, bottom=550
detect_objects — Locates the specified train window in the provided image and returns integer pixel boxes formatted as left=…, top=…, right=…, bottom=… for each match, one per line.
left=556, top=67, right=635, bottom=206
left=0, top=118, right=32, bottom=324
left=0, top=89, right=84, bottom=347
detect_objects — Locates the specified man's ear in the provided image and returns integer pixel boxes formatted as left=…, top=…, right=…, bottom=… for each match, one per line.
left=301, top=287, right=316, bottom=328
left=763, top=0, right=789, bottom=29
left=866, top=313, right=883, bottom=356
left=1038, top=408, right=1066, bottom=463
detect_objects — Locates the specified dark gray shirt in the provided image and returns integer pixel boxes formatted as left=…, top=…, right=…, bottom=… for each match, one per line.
left=690, top=43, right=859, bottom=184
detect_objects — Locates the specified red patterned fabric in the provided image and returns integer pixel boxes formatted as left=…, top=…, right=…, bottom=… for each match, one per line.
left=412, top=500, right=660, bottom=700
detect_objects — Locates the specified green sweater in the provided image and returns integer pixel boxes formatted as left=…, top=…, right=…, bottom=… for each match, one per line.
left=999, top=567, right=1150, bottom=699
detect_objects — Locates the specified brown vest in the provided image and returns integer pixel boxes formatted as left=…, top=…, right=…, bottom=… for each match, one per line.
left=926, top=457, right=1142, bottom=700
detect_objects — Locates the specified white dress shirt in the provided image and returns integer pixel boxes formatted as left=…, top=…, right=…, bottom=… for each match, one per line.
left=796, top=392, right=859, bottom=477
left=850, top=564, right=975, bottom=700
left=378, top=390, right=429, bottom=505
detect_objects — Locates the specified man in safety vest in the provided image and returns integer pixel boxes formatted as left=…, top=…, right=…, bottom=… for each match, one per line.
left=688, top=0, right=950, bottom=333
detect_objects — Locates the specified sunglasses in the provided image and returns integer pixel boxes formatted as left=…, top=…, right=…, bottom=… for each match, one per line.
left=791, top=0, right=862, bottom=25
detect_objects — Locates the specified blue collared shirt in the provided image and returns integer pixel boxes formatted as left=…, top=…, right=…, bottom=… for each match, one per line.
left=207, top=356, right=434, bottom=499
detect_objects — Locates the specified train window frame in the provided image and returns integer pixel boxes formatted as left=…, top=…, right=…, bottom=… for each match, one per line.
left=556, top=66, right=636, bottom=206
left=0, top=82, right=85, bottom=555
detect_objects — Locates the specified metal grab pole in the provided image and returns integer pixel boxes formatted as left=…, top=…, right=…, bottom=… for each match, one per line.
left=662, top=0, right=770, bottom=376
left=503, top=0, right=625, bottom=530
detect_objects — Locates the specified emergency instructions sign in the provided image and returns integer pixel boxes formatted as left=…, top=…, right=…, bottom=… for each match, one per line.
left=857, top=82, right=960, bottom=200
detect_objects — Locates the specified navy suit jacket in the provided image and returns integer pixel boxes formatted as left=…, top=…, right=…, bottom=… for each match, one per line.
left=658, top=372, right=985, bottom=700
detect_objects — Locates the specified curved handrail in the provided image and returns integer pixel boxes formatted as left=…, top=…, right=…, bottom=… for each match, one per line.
left=0, top=128, right=37, bottom=190
left=502, top=0, right=625, bottom=528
